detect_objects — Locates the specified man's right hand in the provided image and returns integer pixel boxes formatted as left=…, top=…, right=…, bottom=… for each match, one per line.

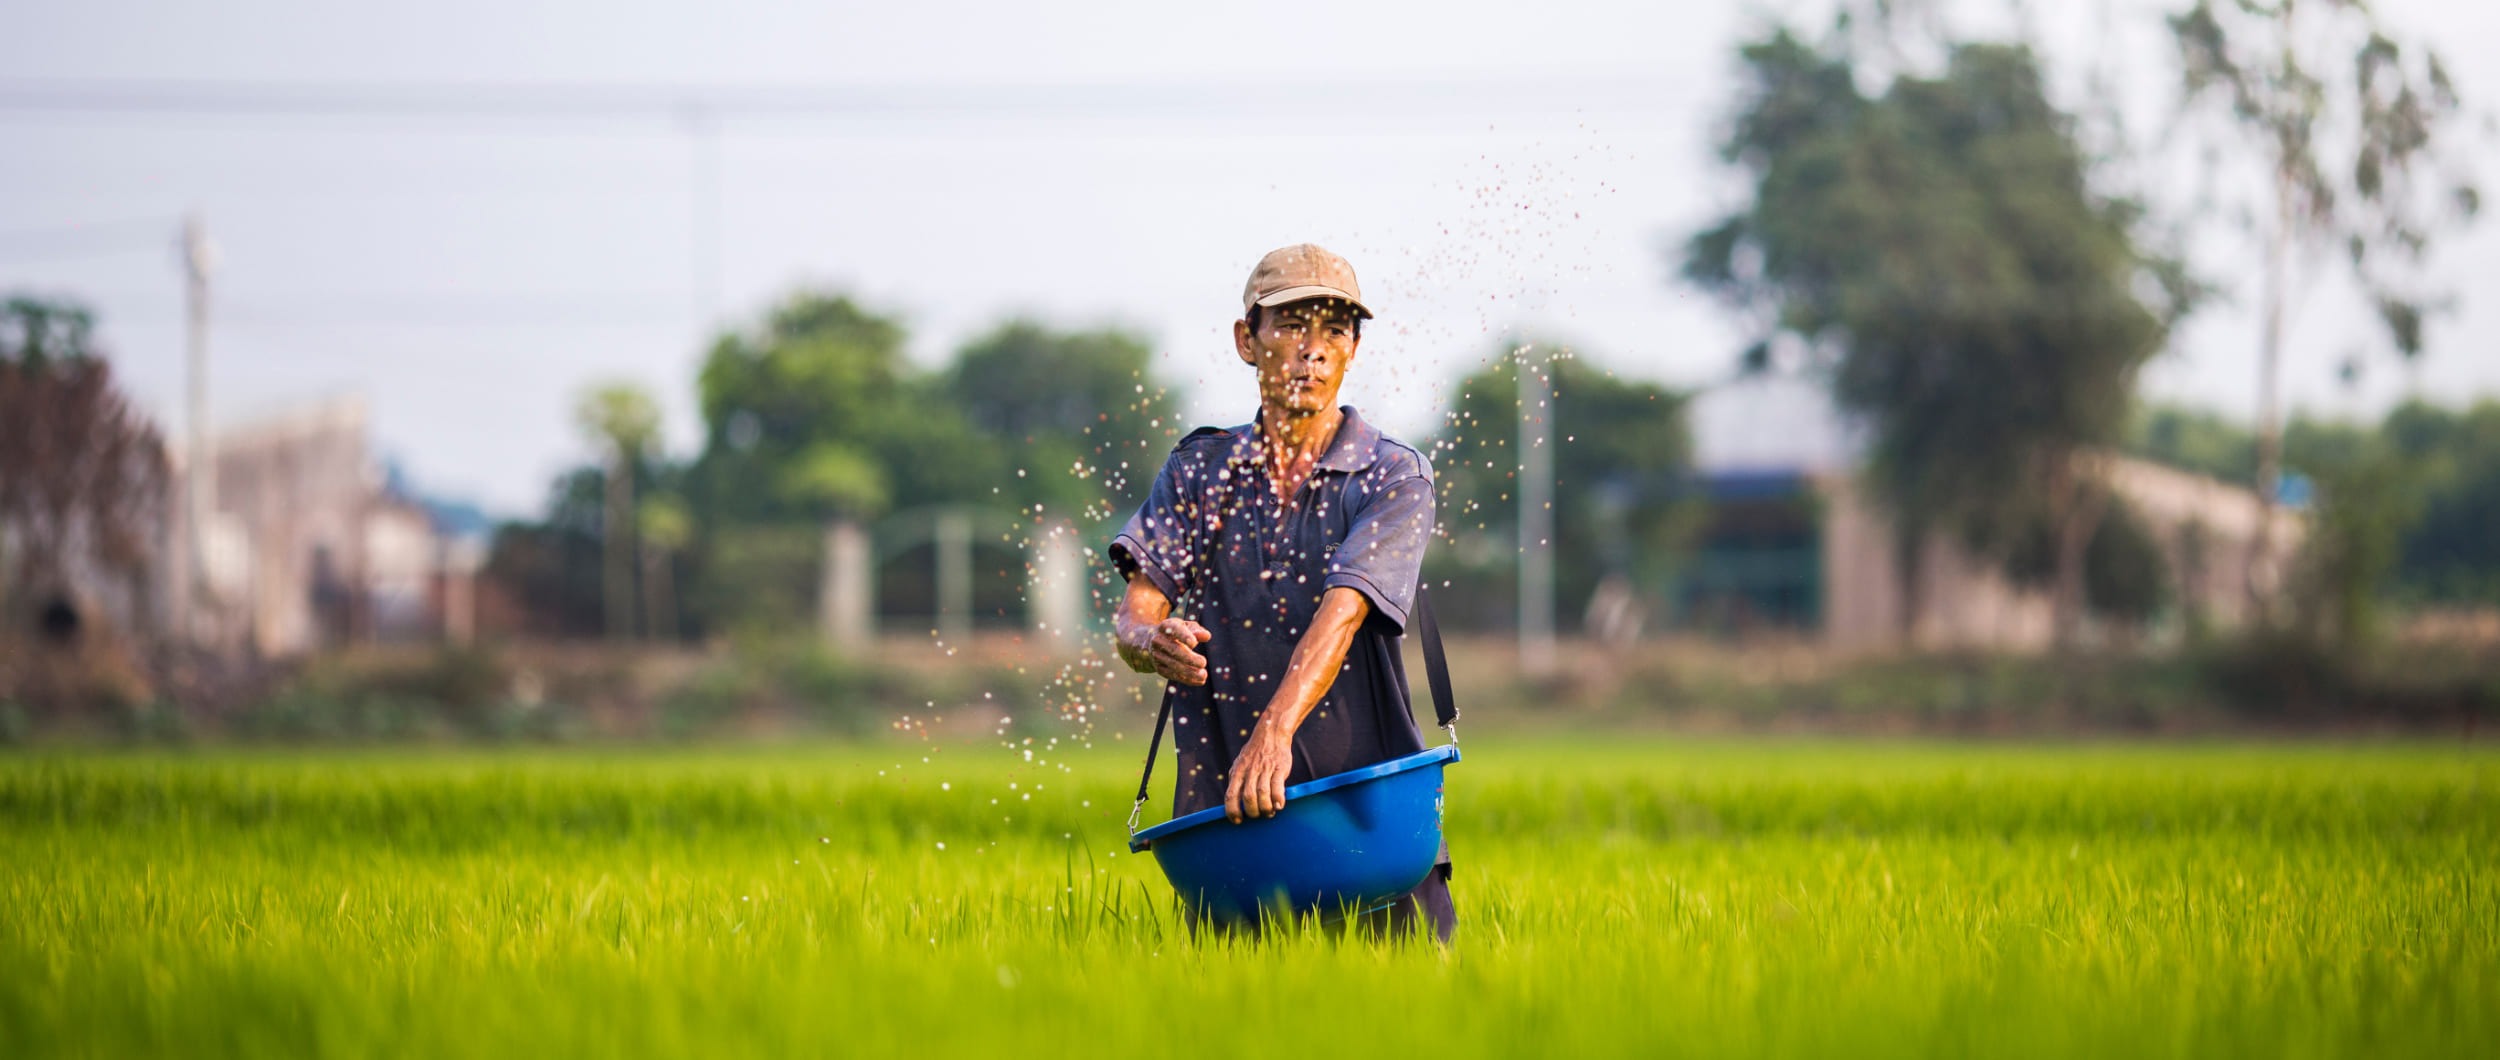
left=1121, top=617, right=1212, bottom=686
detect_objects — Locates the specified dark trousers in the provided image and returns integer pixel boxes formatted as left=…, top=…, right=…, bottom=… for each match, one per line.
left=1186, top=865, right=1456, bottom=945
left=1357, top=864, right=1457, bottom=945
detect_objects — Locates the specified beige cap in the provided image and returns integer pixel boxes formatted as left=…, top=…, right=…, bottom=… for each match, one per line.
left=1242, top=243, right=1372, bottom=319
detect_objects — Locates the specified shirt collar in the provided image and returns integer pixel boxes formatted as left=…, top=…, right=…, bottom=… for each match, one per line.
left=1225, top=406, right=1382, bottom=474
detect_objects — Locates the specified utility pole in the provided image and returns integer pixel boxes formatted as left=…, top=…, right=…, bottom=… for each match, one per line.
left=179, top=213, right=216, bottom=647
left=1517, top=344, right=1556, bottom=677
left=684, top=104, right=723, bottom=330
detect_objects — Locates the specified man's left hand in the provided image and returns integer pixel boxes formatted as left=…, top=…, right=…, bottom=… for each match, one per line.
left=1224, top=723, right=1295, bottom=823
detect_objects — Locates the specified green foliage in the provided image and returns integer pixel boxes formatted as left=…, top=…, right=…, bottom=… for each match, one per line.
left=0, top=296, right=98, bottom=368
left=2003, top=498, right=2174, bottom=625
left=2126, top=403, right=2256, bottom=484
left=483, top=461, right=684, bottom=639
left=1687, top=27, right=2190, bottom=633
left=689, top=294, right=938, bottom=525
left=231, top=646, right=550, bottom=742
left=653, top=640, right=896, bottom=739
left=636, top=496, right=693, bottom=552
left=2183, top=626, right=2497, bottom=723
left=2293, top=440, right=2425, bottom=655
left=1428, top=349, right=1696, bottom=627
left=684, top=525, right=823, bottom=636
left=2080, top=502, right=2173, bottom=625
left=661, top=295, right=1175, bottom=633
left=572, top=382, right=661, bottom=461
left=781, top=443, right=891, bottom=518
left=2170, top=0, right=2480, bottom=361
left=3, top=744, right=2494, bottom=1057
left=2385, top=401, right=2500, bottom=605
left=944, top=320, right=1178, bottom=519
left=2129, top=398, right=2500, bottom=609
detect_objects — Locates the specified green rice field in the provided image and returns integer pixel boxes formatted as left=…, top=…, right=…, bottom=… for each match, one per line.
left=2, top=739, right=2493, bottom=1058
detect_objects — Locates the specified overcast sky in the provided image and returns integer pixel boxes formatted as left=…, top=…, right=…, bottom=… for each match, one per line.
left=5, top=0, right=2495, bottom=515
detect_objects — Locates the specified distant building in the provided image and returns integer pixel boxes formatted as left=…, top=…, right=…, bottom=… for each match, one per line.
left=171, top=397, right=483, bottom=657
left=1673, top=373, right=2301, bottom=651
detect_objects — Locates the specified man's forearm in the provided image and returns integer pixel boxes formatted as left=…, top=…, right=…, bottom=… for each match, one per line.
left=1112, top=577, right=1173, bottom=672
left=1115, top=576, right=1211, bottom=686
left=1253, top=587, right=1369, bottom=737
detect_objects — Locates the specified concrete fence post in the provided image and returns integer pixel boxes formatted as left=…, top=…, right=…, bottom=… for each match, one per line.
left=820, top=519, right=873, bottom=651
left=1028, top=521, right=1084, bottom=652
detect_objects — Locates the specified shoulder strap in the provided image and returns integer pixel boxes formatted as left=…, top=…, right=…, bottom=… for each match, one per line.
left=1127, top=585, right=1458, bottom=838
left=1129, top=681, right=1176, bottom=835
left=1411, top=585, right=1460, bottom=732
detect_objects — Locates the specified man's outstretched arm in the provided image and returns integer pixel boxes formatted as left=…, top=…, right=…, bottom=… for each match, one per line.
left=1225, top=586, right=1369, bottom=822
left=1113, top=575, right=1211, bottom=687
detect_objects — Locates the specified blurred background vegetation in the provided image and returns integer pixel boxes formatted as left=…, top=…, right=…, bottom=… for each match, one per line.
left=2, top=0, right=2494, bottom=743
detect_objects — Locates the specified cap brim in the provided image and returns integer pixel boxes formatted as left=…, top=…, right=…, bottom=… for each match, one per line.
left=1252, top=285, right=1374, bottom=319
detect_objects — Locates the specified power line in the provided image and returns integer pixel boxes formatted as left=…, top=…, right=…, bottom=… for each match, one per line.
left=0, top=76, right=1700, bottom=122
left=40, top=291, right=693, bottom=329
left=0, top=217, right=178, bottom=263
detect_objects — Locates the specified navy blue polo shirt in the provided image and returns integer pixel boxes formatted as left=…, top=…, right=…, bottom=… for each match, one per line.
left=1110, top=405, right=1437, bottom=821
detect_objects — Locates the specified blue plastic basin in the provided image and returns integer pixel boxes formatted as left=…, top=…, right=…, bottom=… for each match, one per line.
left=1129, top=745, right=1458, bottom=924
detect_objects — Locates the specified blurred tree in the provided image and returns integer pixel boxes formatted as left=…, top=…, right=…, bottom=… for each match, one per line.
left=479, top=526, right=595, bottom=638
left=780, top=443, right=890, bottom=521
left=637, top=495, right=692, bottom=643
left=480, top=466, right=609, bottom=639
left=2168, top=0, right=2482, bottom=606
left=2383, top=400, right=2500, bottom=606
left=2003, top=497, right=2173, bottom=628
left=2292, top=437, right=2423, bottom=658
left=2130, top=397, right=2500, bottom=613
left=0, top=297, right=170, bottom=628
left=1430, top=348, right=1695, bottom=631
left=683, top=297, right=1188, bottom=634
left=1685, top=27, right=2195, bottom=648
left=2279, top=414, right=2374, bottom=474
left=574, top=382, right=661, bottom=641
left=686, top=295, right=962, bottom=634
left=690, top=294, right=989, bottom=525
left=2127, top=403, right=2259, bottom=484
left=0, top=297, right=172, bottom=712
left=945, top=320, right=1177, bottom=521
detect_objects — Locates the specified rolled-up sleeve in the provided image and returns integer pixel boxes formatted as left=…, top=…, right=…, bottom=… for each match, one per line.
left=1324, top=455, right=1434, bottom=634
left=1109, top=453, right=1203, bottom=602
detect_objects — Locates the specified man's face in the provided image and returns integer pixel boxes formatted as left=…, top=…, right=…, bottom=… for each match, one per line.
left=1233, top=299, right=1360, bottom=415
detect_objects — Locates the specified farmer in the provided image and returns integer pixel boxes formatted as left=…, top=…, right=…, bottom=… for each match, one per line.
left=1108, top=243, right=1452, bottom=942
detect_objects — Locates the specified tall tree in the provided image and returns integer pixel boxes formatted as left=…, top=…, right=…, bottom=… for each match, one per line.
left=685, top=294, right=983, bottom=633
left=0, top=296, right=171, bottom=645
left=636, top=494, right=691, bottom=643
left=1431, top=347, right=1694, bottom=630
left=2168, top=0, right=2481, bottom=607
left=2380, top=399, right=2500, bottom=608
left=1685, top=27, right=2193, bottom=646
left=573, top=382, right=661, bottom=640
left=944, top=320, right=1178, bottom=520
left=2129, top=397, right=2500, bottom=613
left=479, top=467, right=609, bottom=639
left=689, top=293, right=993, bottom=525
